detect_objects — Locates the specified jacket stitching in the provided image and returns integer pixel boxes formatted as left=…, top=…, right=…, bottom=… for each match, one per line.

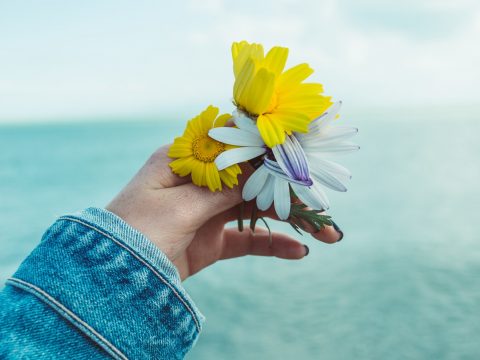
left=59, top=216, right=202, bottom=332
left=6, top=277, right=128, bottom=360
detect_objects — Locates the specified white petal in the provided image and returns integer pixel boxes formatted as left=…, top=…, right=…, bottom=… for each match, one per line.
left=307, top=156, right=352, bottom=182
left=257, top=175, right=274, bottom=210
left=215, top=147, right=266, bottom=170
left=242, top=165, right=269, bottom=201
left=209, top=127, right=264, bottom=146
left=264, top=159, right=309, bottom=185
left=272, top=135, right=311, bottom=184
left=302, top=141, right=360, bottom=155
left=291, top=183, right=328, bottom=211
left=311, top=168, right=347, bottom=192
left=300, top=126, right=358, bottom=147
left=232, top=110, right=260, bottom=135
left=309, top=101, right=342, bottom=132
left=312, top=182, right=330, bottom=209
left=274, top=178, right=291, bottom=220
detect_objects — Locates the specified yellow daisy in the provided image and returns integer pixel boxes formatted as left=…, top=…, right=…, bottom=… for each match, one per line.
left=168, top=106, right=242, bottom=192
left=232, top=40, right=333, bottom=147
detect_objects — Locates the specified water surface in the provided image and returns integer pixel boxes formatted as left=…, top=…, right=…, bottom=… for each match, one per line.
left=1, top=109, right=479, bottom=359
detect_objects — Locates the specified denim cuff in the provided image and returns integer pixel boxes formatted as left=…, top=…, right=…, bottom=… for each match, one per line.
left=8, top=207, right=204, bottom=359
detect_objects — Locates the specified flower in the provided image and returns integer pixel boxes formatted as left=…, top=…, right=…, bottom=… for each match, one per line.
left=212, top=102, right=358, bottom=220
left=168, top=106, right=242, bottom=192
left=208, top=109, right=267, bottom=169
left=232, top=40, right=333, bottom=148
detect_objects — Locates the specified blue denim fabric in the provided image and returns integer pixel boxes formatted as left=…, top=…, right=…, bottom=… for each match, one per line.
left=0, top=207, right=205, bottom=359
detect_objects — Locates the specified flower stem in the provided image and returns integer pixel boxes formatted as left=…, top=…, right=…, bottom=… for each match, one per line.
left=250, top=203, right=259, bottom=232
left=237, top=201, right=245, bottom=232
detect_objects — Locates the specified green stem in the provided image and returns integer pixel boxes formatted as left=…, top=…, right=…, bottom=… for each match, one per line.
left=250, top=203, right=259, bottom=232
left=237, top=202, right=245, bottom=232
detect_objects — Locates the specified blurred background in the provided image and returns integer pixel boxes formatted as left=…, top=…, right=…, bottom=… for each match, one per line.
left=1, top=0, right=479, bottom=359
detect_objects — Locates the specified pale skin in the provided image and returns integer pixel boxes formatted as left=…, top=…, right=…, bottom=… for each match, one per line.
left=107, top=145, right=342, bottom=280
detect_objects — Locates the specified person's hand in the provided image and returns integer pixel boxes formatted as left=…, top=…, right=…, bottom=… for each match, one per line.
left=106, top=145, right=342, bottom=280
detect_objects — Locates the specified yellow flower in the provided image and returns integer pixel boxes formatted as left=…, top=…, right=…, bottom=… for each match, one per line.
left=168, top=106, right=242, bottom=192
left=232, top=41, right=333, bottom=147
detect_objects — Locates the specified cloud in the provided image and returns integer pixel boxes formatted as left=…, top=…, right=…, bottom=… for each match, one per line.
left=0, top=0, right=478, bottom=122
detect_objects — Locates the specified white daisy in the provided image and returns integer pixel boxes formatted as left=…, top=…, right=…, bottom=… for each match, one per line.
left=209, top=102, right=359, bottom=220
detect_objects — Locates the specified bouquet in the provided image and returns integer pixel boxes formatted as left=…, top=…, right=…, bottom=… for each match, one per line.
left=168, top=41, right=358, bottom=236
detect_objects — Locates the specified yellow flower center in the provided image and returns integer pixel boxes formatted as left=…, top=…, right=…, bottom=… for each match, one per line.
left=192, top=135, right=225, bottom=163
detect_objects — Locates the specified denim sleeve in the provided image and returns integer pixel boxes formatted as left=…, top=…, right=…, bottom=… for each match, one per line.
left=0, top=207, right=205, bottom=359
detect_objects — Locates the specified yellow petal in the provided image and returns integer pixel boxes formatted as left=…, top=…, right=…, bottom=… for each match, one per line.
left=269, top=111, right=312, bottom=134
left=214, top=113, right=232, bottom=128
left=279, top=83, right=324, bottom=100
left=233, top=58, right=255, bottom=106
left=245, top=68, right=276, bottom=115
left=169, top=156, right=195, bottom=177
left=232, top=41, right=264, bottom=77
left=168, top=137, right=193, bottom=158
left=297, top=82, right=324, bottom=94
left=220, top=164, right=241, bottom=188
left=219, top=170, right=234, bottom=188
left=185, top=116, right=203, bottom=137
left=263, top=46, right=288, bottom=77
left=276, top=63, right=314, bottom=90
left=199, top=105, right=219, bottom=133
left=223, top=164, right=242, bottom=178
left=191, top=160, right=206, bottom=187
left=277, top=95, right=333, bottom=119
left=205, top=162, right=222, bottom=192
left=257, top=114, right=286, bottom=147
left=278, top=94, right=328, bottom=107
left=231, top=41, right=245, bottom=60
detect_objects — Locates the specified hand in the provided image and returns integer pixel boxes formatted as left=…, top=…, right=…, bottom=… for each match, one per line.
left=106, top=145, right=342, bottom=280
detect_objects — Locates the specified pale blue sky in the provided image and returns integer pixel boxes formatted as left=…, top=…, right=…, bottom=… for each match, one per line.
left=0, top=0, right=479, bottom=122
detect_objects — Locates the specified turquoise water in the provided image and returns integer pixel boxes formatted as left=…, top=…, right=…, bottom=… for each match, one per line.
left=1, top=109, right=479, bottom=359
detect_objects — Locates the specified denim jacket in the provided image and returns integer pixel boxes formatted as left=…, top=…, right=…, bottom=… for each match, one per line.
left=0, top=208, right=205, bottom=359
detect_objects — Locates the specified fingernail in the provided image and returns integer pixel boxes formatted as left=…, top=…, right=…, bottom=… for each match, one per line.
left=303, top=244, right=310, bottom=256
left=331, top=221, right=344, bottom=242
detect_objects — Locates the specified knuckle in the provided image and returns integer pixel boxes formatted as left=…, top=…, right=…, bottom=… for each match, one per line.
left=165, top=189, right=200, bottom=224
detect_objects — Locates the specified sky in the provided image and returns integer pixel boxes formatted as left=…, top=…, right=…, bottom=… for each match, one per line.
left=0, top=0, right=479, bottom=123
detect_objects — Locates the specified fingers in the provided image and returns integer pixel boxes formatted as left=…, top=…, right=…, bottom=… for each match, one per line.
left=220, top=227, right=308, bottom=260
left=222, top=201, right=343, bottom=244
left=153, top=145, right=344, bottom=245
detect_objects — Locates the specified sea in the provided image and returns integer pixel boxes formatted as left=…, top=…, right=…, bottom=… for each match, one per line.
left=1, top=107, right=479, bottom=359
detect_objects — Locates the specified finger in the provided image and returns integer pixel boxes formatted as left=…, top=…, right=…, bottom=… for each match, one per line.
left=219, top=227, right=308, bottom=260
left=139, top=145, right=192, bottom=189
left=301, top=214, right=343, bottom=243
left=288, top=193, right=343, bottom=243
left=221, top=202, right=342, bottom=244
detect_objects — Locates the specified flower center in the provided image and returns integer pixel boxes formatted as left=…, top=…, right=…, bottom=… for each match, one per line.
left=192, top=135, right=226, bottom=163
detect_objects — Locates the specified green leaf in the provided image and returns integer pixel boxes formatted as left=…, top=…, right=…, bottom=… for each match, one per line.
left=288, top=203, right=333, bottom=233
